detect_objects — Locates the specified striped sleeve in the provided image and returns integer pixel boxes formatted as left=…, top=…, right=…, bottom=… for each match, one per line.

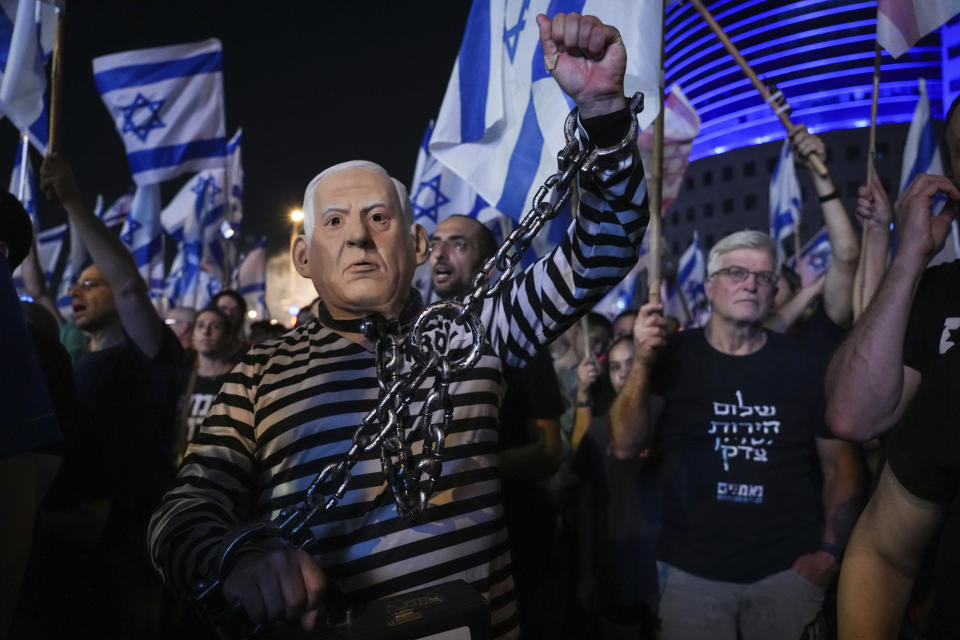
left=485, top=133, right=648, bottom=370
left=148, top=347, right=264, bottom=594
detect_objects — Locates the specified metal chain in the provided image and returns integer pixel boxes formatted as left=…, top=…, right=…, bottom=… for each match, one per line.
left=193, top=92, right=643, bottom=629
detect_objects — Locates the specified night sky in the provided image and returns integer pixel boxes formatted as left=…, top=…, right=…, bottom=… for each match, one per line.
left=2, top=0, right=473, bottom=257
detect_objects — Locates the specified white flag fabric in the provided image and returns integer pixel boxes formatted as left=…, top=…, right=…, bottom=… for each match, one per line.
left=120, top=183, right=164, bottom=303
left=430, top=0, right=661, bottom=225
left=769, top=139, right=802, bottom=249
left=92, top=38, right=227, bottom=185
left=35, top=222, right=65, bottom=285
left=0, top=0, right=51, bottom=152
left=233, top=239, right=266, bottom=320
left=101, top=191, right=133, bottom=228
left=878, top=0, right=960, bottom=59
left=637, top=84, right=700, bottom=211
left=899, top=77, right=944, bottom=194
left=8, top=134, right=36, bottom=226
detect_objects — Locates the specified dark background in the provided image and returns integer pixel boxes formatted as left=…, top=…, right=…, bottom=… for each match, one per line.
left=3, top=0, right=473, bottom=256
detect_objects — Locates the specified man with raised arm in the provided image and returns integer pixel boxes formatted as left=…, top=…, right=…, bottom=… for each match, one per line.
left=36, top=156, right=183, bottom=635
left=148, top=13, right=648, bottom=638
left=610, top=231, right=864, bottom=640
left=825, top=97, right=960, bottom=441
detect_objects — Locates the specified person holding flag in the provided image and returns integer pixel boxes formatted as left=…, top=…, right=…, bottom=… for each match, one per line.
left=35, top=153, right=183, bottom=636
left=148, top=12, right=648, bottom=637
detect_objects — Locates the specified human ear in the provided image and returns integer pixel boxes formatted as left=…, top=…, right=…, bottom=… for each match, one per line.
left=411, top=224, right=430, bottom=266
left=292, top=235, right=311, bottom=278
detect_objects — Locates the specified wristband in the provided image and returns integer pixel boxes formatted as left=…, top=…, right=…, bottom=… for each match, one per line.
left=575, top=399, right=592, bottom=408
left=817, top=190, right=840, bottom=204
left=820, top=541, right=843, bottom=561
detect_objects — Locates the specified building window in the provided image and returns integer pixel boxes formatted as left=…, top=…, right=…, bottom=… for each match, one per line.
left=722, top=166, right=733, bottom=182
left=702, top=171, right=713, bottom=187
left=685, top=176, right=694, bottom=191
left=845, top=145, right=860, bottom=162
left=876, top=142, right=889, bottom=160
left=672, top=241, right=680, bottom=256
left=722, top=198, right=734, bottom=214
left=671, top=210, right=679, bottom=226
left=686, top=207, right=696, bottom=221
left=703, top=203, right=713, bottom=218
left=766, top=157, right=777, bottom=173
left=744, top=194, right=756, bottom=211
left=705, top=233, right=715, bottom=248
left=743, top=161, right=755, bottom=177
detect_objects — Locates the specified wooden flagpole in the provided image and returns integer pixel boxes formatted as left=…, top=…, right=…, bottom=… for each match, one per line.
left=686, top=0, right=827, bottom=177
left=44, top=2, right=65, bottom=200
left=648, top=1, right=666, bottom=305
left=859, top=43, right=882, bottom=314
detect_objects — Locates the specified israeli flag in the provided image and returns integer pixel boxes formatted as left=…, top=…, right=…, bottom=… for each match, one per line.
left=165, top=250, right=221, bottom=311
left=769, top=138, right=801, bottom=249
left=666, top=230, right=706, bottom=327
left=232, top=239, right=266, bottom=319
left=430, top=0, right=661, bottom=226
left=899, top=77, right=944, bottom=194
left=791, top=226, right=832, bottom=286
left=160, top=168, right=227, bottom=277
left=92, top=38, right=226, bottom=185
left=8, top=134, right=36, bottom=226
left=0, top=0, right=53, bottom=152
left=120, top=183, right=164, bottom=303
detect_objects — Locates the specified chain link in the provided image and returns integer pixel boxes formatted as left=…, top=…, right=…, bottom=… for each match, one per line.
left=193, top=93, right=643, bottom=631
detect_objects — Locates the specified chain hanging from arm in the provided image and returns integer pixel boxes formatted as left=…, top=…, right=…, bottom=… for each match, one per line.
left=193, top=92, right=643, bottom=632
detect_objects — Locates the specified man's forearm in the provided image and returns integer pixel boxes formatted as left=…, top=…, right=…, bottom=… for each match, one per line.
left=820, top=446, right=865, bottom=550
left=610, top=365, right=651, bottom=459
left=825, top=256, right=924, bottom=439
left=61, top=196, right=142, bottom=293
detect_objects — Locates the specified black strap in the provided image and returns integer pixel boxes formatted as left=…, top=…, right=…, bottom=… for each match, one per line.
left=315, top=289, right=424, bottom=340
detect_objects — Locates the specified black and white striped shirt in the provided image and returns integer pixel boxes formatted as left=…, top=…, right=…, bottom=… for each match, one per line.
left=148, top=132, right=647, bottom=639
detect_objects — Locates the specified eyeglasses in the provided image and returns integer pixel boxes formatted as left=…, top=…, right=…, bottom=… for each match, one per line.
left=428, top=237, right=471, bottom=254
left=711, top=266, right=776, bottom=287
left=70, top=278, right=105, bottom=293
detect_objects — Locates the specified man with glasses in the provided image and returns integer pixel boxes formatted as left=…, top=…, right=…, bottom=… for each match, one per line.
left=610, top=230, right=864, bottom=640
left=36, top=154, right=182, bottom=636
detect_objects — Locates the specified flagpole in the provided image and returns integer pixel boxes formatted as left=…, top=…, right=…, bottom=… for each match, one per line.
left=17, top=133, right=28, bottom=203
left=859, top=42, right=882, bottom=314
left=686, top=0, right=827, bottom=177
left=43, top=2, right=65, bottom=200
left=648, top=0, right=666, bottom=305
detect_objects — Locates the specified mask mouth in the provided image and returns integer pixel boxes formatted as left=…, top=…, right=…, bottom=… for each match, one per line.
left=73, top=302, right=87, bottom=313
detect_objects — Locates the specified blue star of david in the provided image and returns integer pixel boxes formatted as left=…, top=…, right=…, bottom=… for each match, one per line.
left=503, top=0, right=531, bottom=63
left=121, top=218, right=141, bottom=245
left=119, top=93, right=166, bottom=143
left=810, top=251, right=830, bottom=270
left=191, top=175, right=222, bottom=204
left=412, top=175, right=450, bottom=223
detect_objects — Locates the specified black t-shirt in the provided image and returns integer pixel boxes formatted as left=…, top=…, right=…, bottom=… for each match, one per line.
left=651, top=329, right=832, bottom=583
left=888, top=346, right=960, bottom=637
left=904, top=259, right=960, bottom=377
left=499, top=349, right=563, bottom=449
left=793, top=297, right=846, bottom=357
left=184, top=373, right=228, bottom=445
left=72, top=327, right=183, bottom=553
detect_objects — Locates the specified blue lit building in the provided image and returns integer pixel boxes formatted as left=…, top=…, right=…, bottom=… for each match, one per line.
left=660, top=0, right=960, bottom=257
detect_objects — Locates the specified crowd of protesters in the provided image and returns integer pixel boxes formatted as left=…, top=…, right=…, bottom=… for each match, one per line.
left=3, top=20, right=960, bottom=640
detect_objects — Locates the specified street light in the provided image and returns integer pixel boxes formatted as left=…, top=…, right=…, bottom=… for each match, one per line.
left=290, top=209, right=304, bottom=223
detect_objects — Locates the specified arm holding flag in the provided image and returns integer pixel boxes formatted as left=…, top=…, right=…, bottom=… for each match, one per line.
left=766, top=276, right=825, bottom=334
left=826, top=174, right=960, bottom=440
left=40, top=154, right=165, bottom=358
left=853, top=171, right=893, bottom=319
left=789, top=125, right=859, bottom=327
